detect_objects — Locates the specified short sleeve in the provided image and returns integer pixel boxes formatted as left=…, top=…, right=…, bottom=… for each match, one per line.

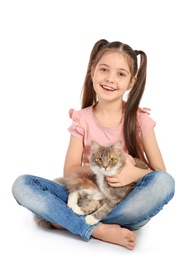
left=137, top=108, right=156, bottom=139
left=68, top=109, right=84, bottom=141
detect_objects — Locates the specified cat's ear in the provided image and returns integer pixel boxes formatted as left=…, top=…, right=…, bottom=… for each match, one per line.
left=91, top=140, right=100, bottom=151
left=113, top=140, right=123, bottom=150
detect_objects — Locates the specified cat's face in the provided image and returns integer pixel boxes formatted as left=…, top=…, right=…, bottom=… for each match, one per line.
left=90, top=140, right=125, bottom=177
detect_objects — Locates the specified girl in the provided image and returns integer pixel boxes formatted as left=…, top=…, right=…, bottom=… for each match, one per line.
left=12, top=39, right=175, bottom=250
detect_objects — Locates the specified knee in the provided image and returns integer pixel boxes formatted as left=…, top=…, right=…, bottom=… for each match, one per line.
left=12, top=174, right=28, bottom=201
left=153, top=170, right=175, bottom=201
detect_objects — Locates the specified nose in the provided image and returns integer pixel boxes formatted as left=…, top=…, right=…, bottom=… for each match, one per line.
left=106, top=73, right=114, bottom=83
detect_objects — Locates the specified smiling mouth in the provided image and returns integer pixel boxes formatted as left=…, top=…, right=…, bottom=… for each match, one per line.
left=101, top=85, right=116, bottom=91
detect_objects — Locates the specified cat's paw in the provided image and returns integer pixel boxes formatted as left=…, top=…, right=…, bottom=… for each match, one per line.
left=85, top=215, right=99, bottom=225
left=70, top=205, right=85, bottom=215
left=68, top=200, right=85, bottom=215
left=67, top=195, right=85, bottom=215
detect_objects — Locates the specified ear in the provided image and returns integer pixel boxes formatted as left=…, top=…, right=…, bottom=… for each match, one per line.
left=91, top=140, right=100, bottom=151
left=127, top=77, right=137, bottom=90
left=113, top=140, right=123, bottom=150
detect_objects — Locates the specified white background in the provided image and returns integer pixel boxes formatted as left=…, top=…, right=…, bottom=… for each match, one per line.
left=0, top=0, right=195, bottom=259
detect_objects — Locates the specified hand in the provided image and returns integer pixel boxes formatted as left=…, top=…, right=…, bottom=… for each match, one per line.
left=106, top=154, right=150, bottom=187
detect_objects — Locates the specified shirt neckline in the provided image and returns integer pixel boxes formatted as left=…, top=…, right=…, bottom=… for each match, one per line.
left=90, top=104, right=124, bottom=129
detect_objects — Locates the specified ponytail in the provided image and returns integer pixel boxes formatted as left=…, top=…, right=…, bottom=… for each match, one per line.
left=124, top=51, right=149, bottom=165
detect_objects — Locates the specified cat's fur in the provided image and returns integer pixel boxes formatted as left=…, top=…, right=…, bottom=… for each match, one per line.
left=33, top=140, right=149, bottom=228
left=83, top=140, right=148, bottom=225
left=33, top=172, right=104, bottom=229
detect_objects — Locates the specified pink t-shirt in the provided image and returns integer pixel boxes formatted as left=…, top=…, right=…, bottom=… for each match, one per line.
left=68, top=106, right=156, bottom=165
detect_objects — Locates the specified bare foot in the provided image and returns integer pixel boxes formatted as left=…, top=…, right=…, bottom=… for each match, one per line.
left=91, top=223, right=136, bottom=250
left=50, top=222, right=66, bottom=230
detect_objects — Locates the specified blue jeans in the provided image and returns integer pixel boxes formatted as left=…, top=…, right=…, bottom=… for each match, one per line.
left=12, top=170, right=175, bottom=241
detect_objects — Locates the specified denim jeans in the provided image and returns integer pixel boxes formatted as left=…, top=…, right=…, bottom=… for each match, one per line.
left=12, top=170, right=175, bottom=241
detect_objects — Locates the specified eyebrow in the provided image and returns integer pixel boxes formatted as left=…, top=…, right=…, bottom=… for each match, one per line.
left=98, top=63, right=130, bottom=74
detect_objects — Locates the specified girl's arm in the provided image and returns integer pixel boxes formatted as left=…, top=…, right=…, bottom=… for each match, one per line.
left=63, top=135, right=91, bottom=177
left=106, top=128, right=166, bottom=187
left=142, top=128, right=166, bottom=171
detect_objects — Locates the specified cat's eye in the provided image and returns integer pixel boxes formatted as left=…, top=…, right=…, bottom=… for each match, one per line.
left=109, top=158, right=116, bottom=163
left=96, top=158, right=102, bottom=163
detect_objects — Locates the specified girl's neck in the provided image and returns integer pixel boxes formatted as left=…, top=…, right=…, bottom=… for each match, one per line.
left=95, top=99, right=125, bottom=113
left=93, top=100, right=125, bottom=127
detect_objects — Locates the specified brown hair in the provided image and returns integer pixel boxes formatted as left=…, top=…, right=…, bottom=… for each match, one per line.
left=81, top=39, right=150, bottom=167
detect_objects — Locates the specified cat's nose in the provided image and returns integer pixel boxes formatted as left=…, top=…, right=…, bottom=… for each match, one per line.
left=103, top=165, right=108, bottom=170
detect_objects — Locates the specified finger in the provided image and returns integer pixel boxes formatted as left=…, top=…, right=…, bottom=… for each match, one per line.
left=107, top=179, right=118, bottom=185
left=107, top=181, right=120, bottom=187
left=106, top=176, right=117, bottom=182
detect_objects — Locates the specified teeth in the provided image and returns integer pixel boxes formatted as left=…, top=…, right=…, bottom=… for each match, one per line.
left=102, top=85, right=114, bottom=90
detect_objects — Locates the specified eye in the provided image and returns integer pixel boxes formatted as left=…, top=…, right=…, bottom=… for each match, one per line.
left=118, top=72, right=126, bottom=77
left=96, top=157, right=102, bottom=163
left=109, top=157, right=117, bottom=163
left=99, top=66, right=108, bottom=73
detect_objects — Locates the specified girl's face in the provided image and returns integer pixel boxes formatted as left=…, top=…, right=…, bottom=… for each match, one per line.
left=91, top=52, right=135, bottom=103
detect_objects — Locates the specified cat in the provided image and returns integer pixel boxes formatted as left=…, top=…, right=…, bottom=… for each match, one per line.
left=83, top=140, right=149, bottom=225
left=33, top=140, right=148, bottom=228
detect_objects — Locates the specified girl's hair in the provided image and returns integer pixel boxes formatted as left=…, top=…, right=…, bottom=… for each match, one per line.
left=81, top=39, right=150, bottom=167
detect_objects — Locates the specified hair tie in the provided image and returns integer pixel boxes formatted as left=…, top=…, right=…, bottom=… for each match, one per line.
left=134, top=50, right=140, bottom=56
left=102, top=42, right=108, bottom=48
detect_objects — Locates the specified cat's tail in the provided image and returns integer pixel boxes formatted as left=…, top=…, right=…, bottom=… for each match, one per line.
left=55, top=174, right=97, bottom=193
